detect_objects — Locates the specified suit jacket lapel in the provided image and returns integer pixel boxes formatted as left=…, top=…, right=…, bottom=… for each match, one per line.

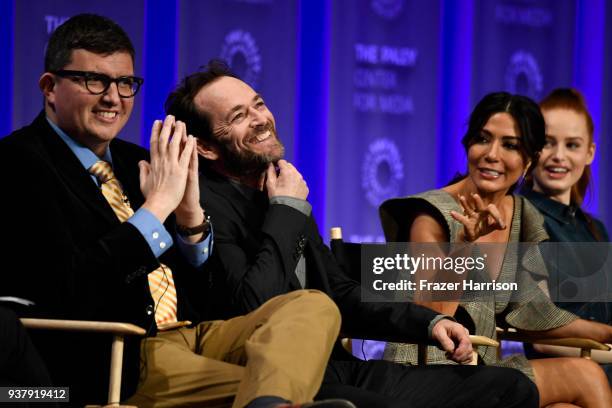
left=34, top=114, right=121, bottom=226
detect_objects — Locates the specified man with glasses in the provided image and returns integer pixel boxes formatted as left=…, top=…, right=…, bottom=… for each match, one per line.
left=50, top=69, right=144, bottom=99
left=0, top=14, right=349, bottom=408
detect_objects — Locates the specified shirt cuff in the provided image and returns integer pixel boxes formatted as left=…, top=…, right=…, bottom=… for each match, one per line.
left=175, top=224, right=214, bottom=268
left=127, top=208, right=173, bottom=258
left=427, top=314, right=456, bottom=338
left=270, top=196, right=312, bottom=216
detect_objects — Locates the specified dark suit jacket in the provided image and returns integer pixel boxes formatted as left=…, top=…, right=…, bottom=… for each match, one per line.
left=0, top=113, right=201, bottom=404
left=199, top=169, right=439, bottom=341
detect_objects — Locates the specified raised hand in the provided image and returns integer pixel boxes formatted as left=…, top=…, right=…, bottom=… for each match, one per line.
left=139, top=115, right=196, bottom=223
left=450, top=193, right=506, bottom=242
left=265, top=160, right=309, bottom=200
left=174, top=132, right=205, bottom=232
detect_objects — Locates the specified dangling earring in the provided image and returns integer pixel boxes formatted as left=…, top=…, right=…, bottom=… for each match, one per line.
left=521, top=161, right=532, bottom=182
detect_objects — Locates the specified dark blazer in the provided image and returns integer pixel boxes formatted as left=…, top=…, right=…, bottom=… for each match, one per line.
left=0, top=113, right=201, bottom=404
left=199, top=169, right=439, bottom=341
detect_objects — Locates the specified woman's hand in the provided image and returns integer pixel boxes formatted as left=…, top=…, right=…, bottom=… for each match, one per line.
left=450, top=193, right=506, bottom=242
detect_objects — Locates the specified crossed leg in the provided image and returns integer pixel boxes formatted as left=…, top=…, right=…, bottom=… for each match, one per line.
left=128, top=290, right=340, bottom=408
left=532, top=357, right=611, bottom=408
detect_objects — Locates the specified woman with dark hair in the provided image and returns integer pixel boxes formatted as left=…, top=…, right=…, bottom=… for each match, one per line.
left=379, top=92, right=612, bottom=407
left=522, top=88, right=611, bottom=378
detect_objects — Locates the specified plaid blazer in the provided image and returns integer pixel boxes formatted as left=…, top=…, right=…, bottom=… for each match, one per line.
left=379, top=189, right=578, bottom=381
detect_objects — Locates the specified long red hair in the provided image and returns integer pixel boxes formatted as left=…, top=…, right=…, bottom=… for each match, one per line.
left=538, top=88, right=594, bottom=205
left=536, top=89, right=604, bottom=241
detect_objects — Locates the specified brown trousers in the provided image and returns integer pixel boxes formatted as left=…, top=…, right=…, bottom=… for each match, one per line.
left=126, top=290, right=340, bottom=408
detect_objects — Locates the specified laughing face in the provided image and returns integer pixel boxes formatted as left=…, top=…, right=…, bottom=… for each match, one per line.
left=467, top=112, right=527, bottom=195
left=194, top=76, right=284, bottom=175
left=532, top=108, right=595, bottom=204
left=41, top=49, right=134, bottom=156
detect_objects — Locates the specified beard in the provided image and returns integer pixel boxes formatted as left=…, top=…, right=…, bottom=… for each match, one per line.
left=217, top=126, right=285, bottom=177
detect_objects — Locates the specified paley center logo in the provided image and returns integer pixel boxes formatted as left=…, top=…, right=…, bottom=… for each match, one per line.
left=504, top=50, right=543, bottom=99
left=220, top=29, right=262, bottom=88
left=362, top=138, right=404, bottom=207
left=371, top=0, right=405, bottom=19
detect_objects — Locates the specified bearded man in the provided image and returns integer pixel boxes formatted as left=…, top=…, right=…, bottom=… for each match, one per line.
left=164, top=60, right=540, bottom=408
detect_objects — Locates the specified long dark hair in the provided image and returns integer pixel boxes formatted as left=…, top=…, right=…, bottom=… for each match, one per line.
left=449, top=92, right=546, bottom=191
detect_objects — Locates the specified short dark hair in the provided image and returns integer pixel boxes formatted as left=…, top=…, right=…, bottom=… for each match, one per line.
left=45, top=14, right=135, bottom=72
left=165, top=60, right=238, bottom=145
left=462, top=92, right=545, bottom=166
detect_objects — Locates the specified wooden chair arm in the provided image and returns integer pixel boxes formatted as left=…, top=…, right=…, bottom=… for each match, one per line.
left=20, top=318, right=146, bottom=336
left=339, top=333, right=498, bottom=348
left=21, top=318, right=146, bottom=405
left=340, top=334, right=498, bottom=366
left=469, top=335, right=499, bottom=348
left=496, top=327, right=610, bottom=358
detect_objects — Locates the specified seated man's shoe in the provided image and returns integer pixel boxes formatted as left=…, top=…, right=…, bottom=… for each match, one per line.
left=275, top=399, right=357, bottom=408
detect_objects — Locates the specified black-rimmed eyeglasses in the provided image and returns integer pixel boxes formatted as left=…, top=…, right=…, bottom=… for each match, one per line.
left=52, top=70, right=144, bottom=98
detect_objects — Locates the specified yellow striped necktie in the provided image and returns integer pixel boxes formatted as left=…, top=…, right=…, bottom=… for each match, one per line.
left=89, top=160, right=178, bottom=326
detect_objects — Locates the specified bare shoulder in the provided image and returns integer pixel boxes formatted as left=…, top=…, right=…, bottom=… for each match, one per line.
left=410, top=212, right=448, bottom=242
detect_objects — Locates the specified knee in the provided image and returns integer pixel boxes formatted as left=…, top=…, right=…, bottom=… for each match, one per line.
left=571, top=358, right=608, bottom=384
left=543, top=357, right=609, bottom=391
left=294, top=290, right=341, bottom=331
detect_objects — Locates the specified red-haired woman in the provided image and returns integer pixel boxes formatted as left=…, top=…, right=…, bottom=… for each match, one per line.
left=523, top=88, right=611, bottom=382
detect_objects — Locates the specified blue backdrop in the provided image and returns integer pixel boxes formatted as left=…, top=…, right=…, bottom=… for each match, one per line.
left=1, top=0, right=610, bottom=358
left=2, top=0, right=608, bottom=236
left=327, top=0, right=441, bottom=244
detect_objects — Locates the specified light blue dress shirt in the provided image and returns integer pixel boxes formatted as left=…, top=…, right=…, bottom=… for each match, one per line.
left=47, top=117, right=212, bottom=267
